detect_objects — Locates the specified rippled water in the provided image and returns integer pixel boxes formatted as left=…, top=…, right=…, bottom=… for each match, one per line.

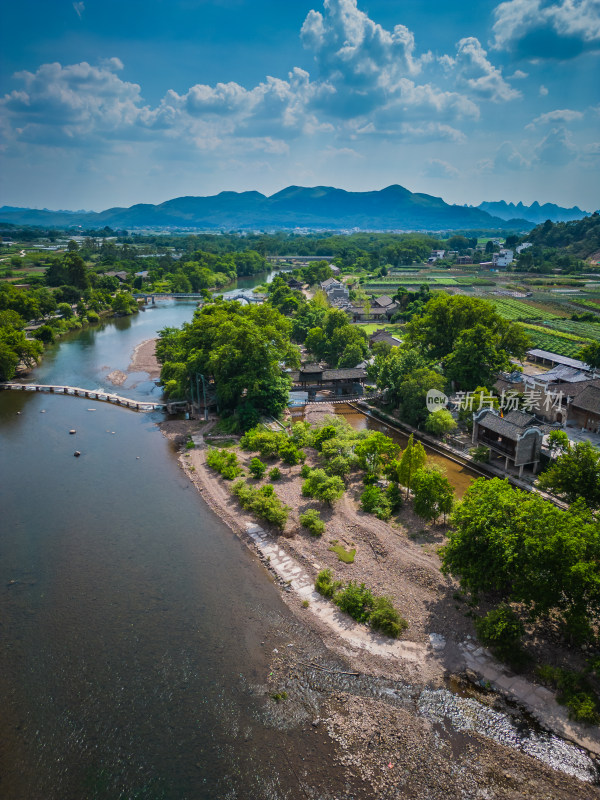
left=1, top=293, right=598, bottom=797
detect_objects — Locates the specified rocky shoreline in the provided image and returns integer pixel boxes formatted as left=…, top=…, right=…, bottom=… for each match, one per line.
left=157, top=412, right=600, bottom=799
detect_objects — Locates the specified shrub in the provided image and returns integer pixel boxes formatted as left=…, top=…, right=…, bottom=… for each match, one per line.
left=335, top=581, right=374, bottom=623
left=268, top=467, right=281, bottom=481
left=536, top=665, right=600, bottom=725
left=206, top=448, right=243, bottom=480
left=315, top=568, right=341, bottom=599
left=314, top=424, right=337, bottom=451
left=299, top=509, right=325, bottom=536
left=240, top=427, right=282, bottom=458
left=186, top=440, right=195, bottom=450
left=369, top=596, right=408, bottom=638
left=249, top=457, right=266, bottom=479
left=475, top=605, right=525, bottom=662
left=32, top=325, right=56, bottom=344
left=302, top=468, right=345, bottom=505
left=290, top=421, right=313, bottom=447
left=314, top=571, right=408, bottom=639
left=300, top=464, right=312, bottom=479
left=231, top=480, right=290, bottom=529
left=325, top=455, right=351, bottom=478
left=469, top=445, right=490, bottom=463
left=278, top=441, right=304, bottom=465
left=360, top=486, right=392, bottom=521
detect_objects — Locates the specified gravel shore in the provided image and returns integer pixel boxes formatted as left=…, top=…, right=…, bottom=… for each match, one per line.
left=160, top=416, right=600, bottom=798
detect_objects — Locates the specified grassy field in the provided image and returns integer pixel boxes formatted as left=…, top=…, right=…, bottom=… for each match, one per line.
left=353, top=323, right=404, bottom=337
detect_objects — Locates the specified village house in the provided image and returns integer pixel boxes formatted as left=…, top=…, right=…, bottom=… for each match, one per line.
left=368, top=330, right=402, bottom=348
left=569, top=384, right=600, bottom=433
left=472, top=408, right=543, bottom=477
left=428, top=250, right=446, bottom=263
left=320, top=277, right=349, bottom=302
left=493, top=249, right=514, bottom=267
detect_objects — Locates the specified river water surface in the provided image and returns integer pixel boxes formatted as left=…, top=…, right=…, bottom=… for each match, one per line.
left=0, top=295, right=356, bottom=799
left=1, top=287, right=598, bottom=798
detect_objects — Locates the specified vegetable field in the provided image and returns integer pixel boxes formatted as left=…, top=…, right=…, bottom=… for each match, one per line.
left=521, top=323, right=591, bottom=358
left=543, top=319, right=600, bottom=342
left=488, top=298, right=559, bottom=322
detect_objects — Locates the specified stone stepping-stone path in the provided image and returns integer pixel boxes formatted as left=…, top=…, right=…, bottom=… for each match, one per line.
left=245, top=522, right=428, bottom=662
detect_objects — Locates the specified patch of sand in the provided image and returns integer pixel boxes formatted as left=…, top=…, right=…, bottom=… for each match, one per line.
left=128, top=338, right=160, bottom=379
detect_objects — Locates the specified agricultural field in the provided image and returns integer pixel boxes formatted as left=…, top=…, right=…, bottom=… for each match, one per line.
left=520, top=323, right=592, bottom=358
left=487, top=297, right=560, bottom=321
left=543, top=319, right=600, bottom=342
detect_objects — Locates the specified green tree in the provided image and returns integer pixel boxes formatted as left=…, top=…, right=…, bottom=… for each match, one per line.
left=64, top=252, right=90, bottom=289
left=579, top=341, right=600, bottom=370
left=424, top=408, right=457, bottom=437
left=396, top=434, right=427, bottom=499
left=537, top=441, right=600, bottom=508
left=444, top=324, right=516, bottom=391
left=249, top=457, right=266, bottom=479
left=157, top=301, right=297, bottom=423
left=301, top=468, right=345, bottom=505
left=57, top=302, right=74, bottom=319
left=396, top=367, right=446, bottom=427
left=442, top=478, right=600, bottom=630
left=374, top=346, right=427, bottom=407
left=547, top=429, right=570, bottom=456
left=405, top=294, right=529, bottom=363
left=354, top=431, right=400, bottom=477
left=412, top=466, right=455, bottom=523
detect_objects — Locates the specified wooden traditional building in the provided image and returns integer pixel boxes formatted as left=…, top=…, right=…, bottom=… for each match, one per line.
left=472, top=408, right=543, bottom=476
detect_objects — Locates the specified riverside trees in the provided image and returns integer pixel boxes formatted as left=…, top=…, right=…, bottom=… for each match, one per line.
left=156, top=300, right=300, bottom=427
left=442, top=478, right=600, bottom=639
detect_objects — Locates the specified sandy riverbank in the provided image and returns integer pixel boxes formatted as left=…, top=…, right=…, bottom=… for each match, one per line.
left=128, top=337, right=161, bottom=378
left=104, top=338, right=161, bottom=387
left=159, top=413, right=600, bottom=797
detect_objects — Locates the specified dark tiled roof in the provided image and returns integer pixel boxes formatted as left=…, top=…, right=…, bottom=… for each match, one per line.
left=369, top=330, right=402, bottom=346
left=289, top=367, right=366, bottom=382
left=494, top=377, right=524, bottom=394
left=503, top=410, right=537, bottom=427
left=564, top=378, right=600, bottom=398
left=373, top=295, right=394, bottom=307
left=571, top=385, right=600, bottom=415
left=322, top=368, right=367, bottom=380
left=477, top=410, right=539, bottom=440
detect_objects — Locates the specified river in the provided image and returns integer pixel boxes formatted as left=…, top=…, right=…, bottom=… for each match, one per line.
left=1, top=274, right=598, bottom=798
left=0, top=284, right=356, bottom=799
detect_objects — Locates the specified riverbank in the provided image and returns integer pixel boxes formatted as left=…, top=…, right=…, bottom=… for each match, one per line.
left=162, top=412, right=600, bottom=797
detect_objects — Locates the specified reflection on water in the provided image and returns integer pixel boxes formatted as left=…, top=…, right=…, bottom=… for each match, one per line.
left=0, top=300, right=349, bottom=799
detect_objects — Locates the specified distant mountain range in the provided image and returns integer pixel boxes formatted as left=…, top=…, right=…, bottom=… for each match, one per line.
left=476, top=200, right=592, bottom=224
left=0, top=185, right=592, bottom=232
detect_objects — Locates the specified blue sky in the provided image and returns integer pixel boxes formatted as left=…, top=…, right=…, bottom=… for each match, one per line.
left=1, top=0, right=598, bottom=211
